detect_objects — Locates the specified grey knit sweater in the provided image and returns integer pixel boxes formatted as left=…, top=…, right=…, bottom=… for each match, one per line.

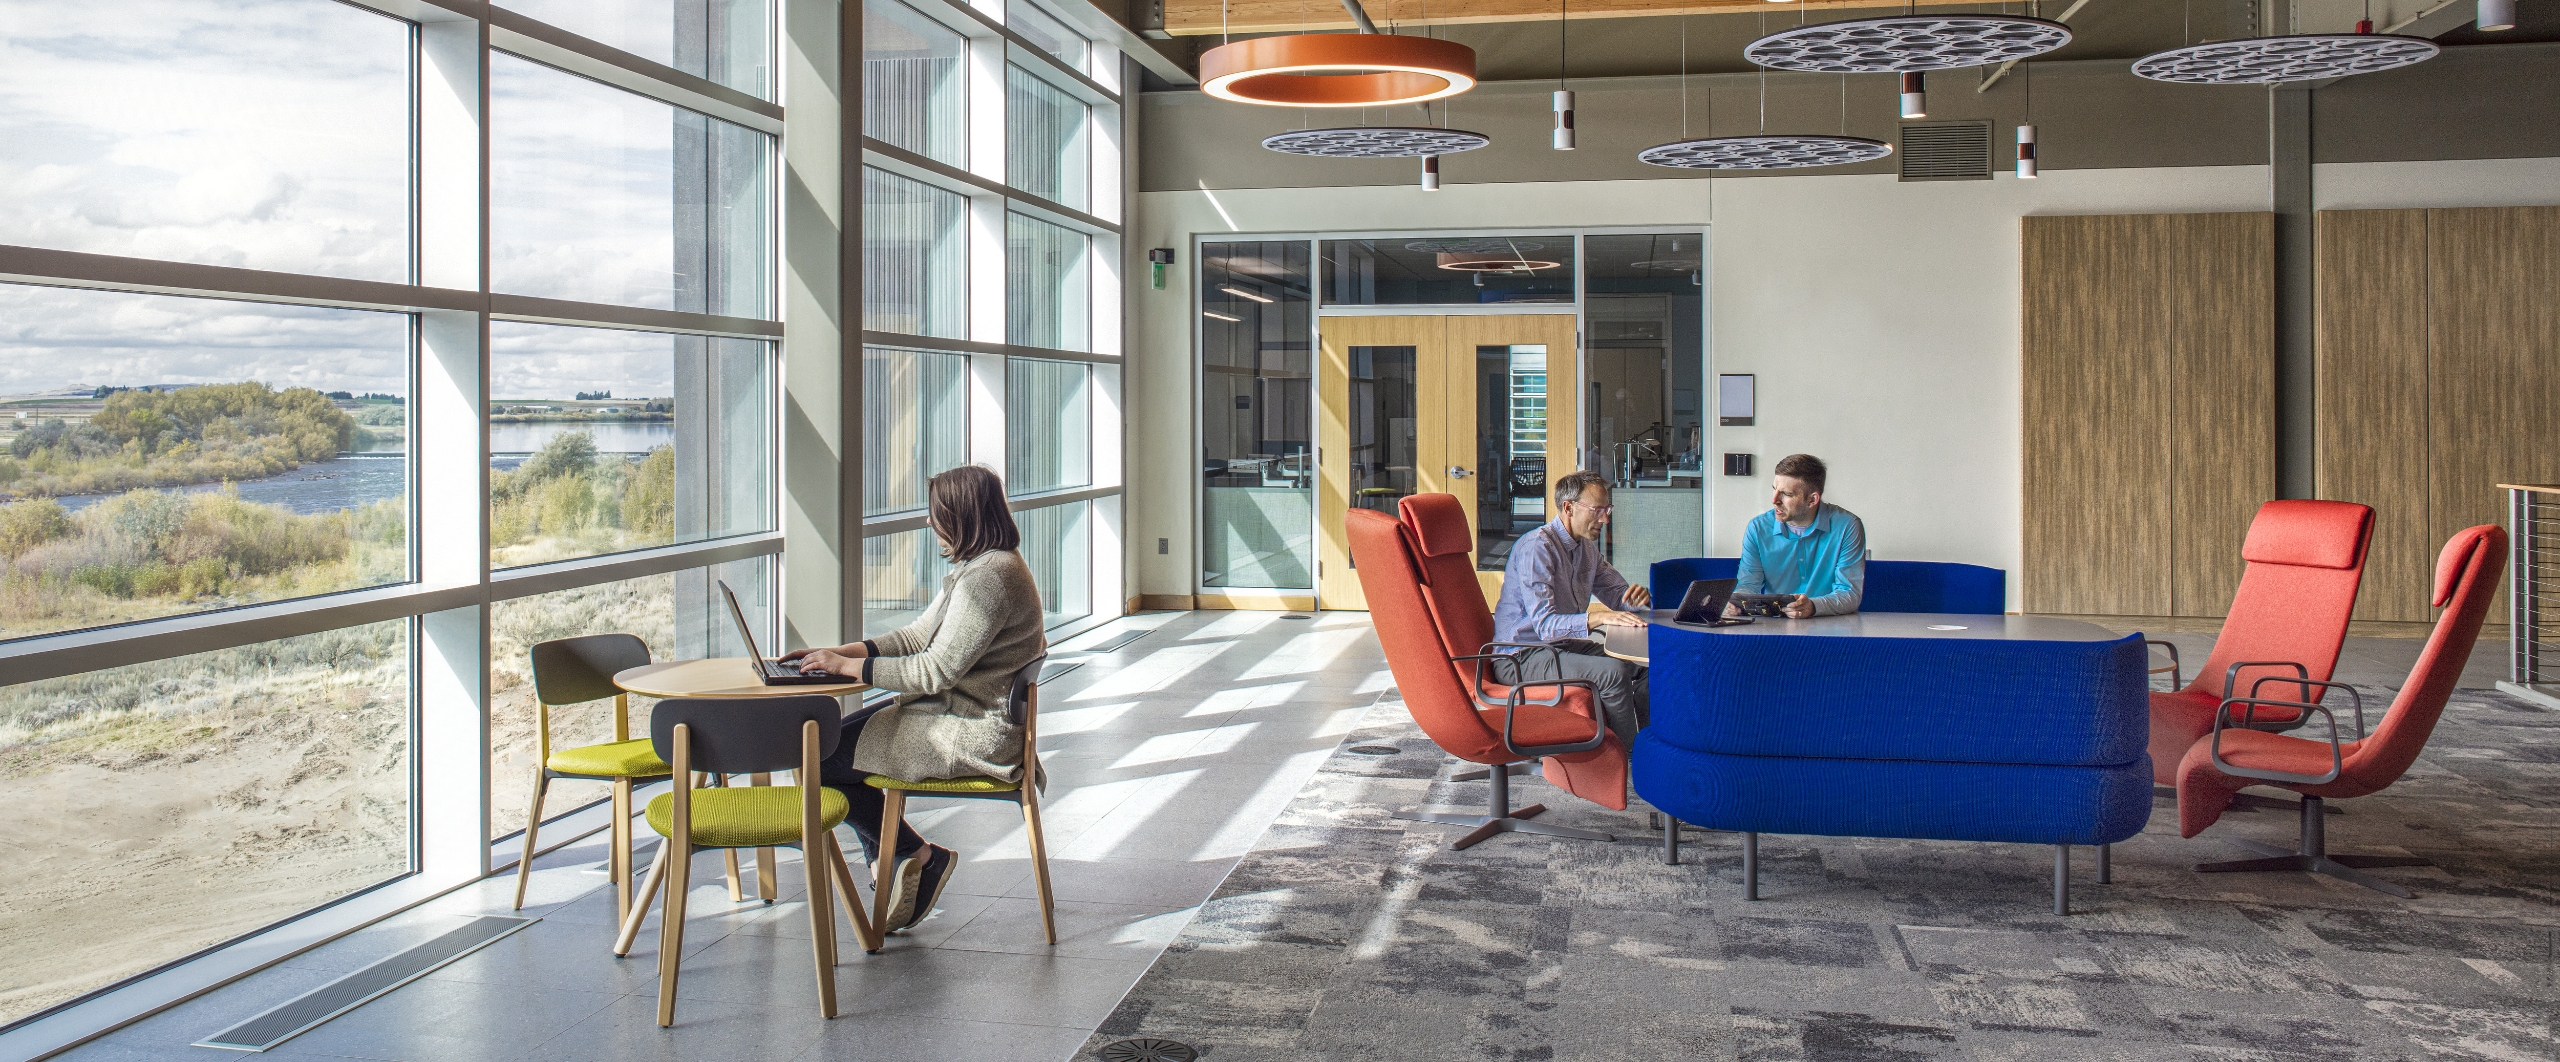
left=852, top=549, right=1049, bottom=786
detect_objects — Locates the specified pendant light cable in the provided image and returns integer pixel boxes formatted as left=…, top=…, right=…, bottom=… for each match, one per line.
left=1679, top=17, right=1689, bottom=138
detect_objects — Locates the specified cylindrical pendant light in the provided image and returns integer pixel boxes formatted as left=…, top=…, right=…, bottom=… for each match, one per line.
left=2016, top=124, right=2038, bottom=178
left=1421, top=155, right=1442, bottom=191
left=1900, top=72, right=1926, bottom=119
left=1554, top=90, right=1577, bottom=150
left=2480, top=0, right=2517, bottom=31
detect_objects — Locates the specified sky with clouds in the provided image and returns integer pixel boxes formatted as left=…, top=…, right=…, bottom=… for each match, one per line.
left=0, top=0, right=771, bottom=401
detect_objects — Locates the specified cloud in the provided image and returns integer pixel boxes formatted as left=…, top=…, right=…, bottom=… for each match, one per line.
left=0, top=283, right=408, bottom=395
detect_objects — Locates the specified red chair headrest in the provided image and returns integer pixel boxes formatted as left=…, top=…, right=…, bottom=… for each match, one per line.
left=2240, top=500, right=2373, bottom=570
left=1398, top=494, right=1474, bottom=559
left=2433, top=525, right=2501, bottom=607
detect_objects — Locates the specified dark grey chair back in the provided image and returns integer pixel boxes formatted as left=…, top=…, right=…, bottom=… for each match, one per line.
left=1006, top=655, right=1047, bottom=726
left=650, top=696, right=842, bottom=774
left=531, top=633, right=651, bottom=705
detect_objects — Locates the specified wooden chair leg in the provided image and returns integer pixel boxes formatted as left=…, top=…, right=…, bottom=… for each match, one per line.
left=655, top=837, right=692, bottom=1028
left=872, top=789, right=907, bottom=934
left=1021, top=792, right=1058, bottom=946
left=610, top=779, right=634, bottom=922
left=824, top=832, right=883, bottom=954
left=752, top=772, right=779, bottom=903
left=805, top=837, right=838, bottom=1018
left=704, top=773, right=747, bottom=903
left=511, top=771, right=550, bottom=911
left=615, top=841, right=671, bottom=957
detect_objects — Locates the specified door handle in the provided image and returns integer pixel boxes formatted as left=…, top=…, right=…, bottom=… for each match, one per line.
left=1448, top=466, right=1473, bottom=478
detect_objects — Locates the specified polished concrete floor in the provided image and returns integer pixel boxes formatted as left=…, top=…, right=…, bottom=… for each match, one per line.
left=58, top=609, right=1395, bottom=1062
left=50, top=612, right=2511, bottom=1062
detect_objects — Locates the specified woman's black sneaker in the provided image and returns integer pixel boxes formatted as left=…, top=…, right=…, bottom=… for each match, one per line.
left=899, top=844, right=957, bottom=931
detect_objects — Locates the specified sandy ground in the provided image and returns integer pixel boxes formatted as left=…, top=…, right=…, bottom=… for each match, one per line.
left=0, top=666, right=406, bottom=1024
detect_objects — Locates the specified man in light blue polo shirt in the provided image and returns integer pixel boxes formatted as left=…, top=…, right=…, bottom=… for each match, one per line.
left=1733, top=453, right=1866, bottom=619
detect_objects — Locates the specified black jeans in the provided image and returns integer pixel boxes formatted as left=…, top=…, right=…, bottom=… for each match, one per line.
left=819, top=709, right=926, bottom=863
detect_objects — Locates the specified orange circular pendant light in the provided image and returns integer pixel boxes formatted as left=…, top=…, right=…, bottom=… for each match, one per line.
left=1200, top=33, right=1477, bottom=108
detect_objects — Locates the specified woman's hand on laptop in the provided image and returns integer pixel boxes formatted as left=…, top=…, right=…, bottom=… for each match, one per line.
left=780, top=644, right=867, bottom=675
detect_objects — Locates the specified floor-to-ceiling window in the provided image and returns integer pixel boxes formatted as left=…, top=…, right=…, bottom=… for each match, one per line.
left=859, top=0, right=1123, bottom=638
left=0, top=0, right=783, bottom=1034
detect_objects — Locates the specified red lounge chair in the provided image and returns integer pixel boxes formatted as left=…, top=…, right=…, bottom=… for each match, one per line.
left=2172, top=525, right=2505, bottom=897
left=1344, top=500, right=1626, bottom=850
left=2147, top=500, right=2375, bottom=787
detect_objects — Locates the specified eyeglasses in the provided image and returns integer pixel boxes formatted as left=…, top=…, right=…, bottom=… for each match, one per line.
left=1569, top=503, right=1615, bottom=515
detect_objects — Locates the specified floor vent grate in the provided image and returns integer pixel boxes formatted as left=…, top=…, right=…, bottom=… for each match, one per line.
left=1099, top=1039, right=1201, bottom=1062
left=195, top=916, right=536, bottom=1052
left=1038, top=660, right=1083, bottom=685
left=1899, top=120, right=1991, bottom=181
left=1080, top=629, right=1151, bottom=653
left=1347, top=745, right=1403, bottom=756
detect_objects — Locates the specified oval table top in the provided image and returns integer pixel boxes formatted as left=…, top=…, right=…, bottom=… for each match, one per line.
left=614, top=658, right=869, bottom=699
left=1602, top=609, right=2125, bottom=665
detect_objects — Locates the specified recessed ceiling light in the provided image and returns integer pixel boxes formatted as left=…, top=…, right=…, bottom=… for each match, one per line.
left=1638, top=135, right=1892, bottom=170
left=1746, top=15, right=2071, bottom=73
left=1203, top=310, right=1242, bottom=322
left=1218, top=285, right=1275, bottom=303
left=2132, top=33, right=2438, bottom=84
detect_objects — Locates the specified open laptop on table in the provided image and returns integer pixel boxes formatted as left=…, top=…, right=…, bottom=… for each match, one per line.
left=718, top=579, right=851, bottom=684
left=1672, top=578, right=1756, bottom=628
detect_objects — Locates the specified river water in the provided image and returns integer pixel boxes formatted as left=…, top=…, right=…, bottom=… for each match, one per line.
left=43, top=422, right=676, bottom=516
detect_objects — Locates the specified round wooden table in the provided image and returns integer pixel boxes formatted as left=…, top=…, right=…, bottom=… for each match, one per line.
left=614, top=657, right=868, bottom=700
left=612, top=658, right=866, bottom=904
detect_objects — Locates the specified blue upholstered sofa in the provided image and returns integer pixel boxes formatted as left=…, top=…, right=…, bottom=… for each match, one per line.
left=1630, top=619, right=2152, bottom=911
left=1649, top=557, right=2008, bottom=615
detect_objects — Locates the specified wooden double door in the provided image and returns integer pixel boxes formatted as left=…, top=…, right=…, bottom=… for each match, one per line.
left=1315, top=313, right=1580, bottom=610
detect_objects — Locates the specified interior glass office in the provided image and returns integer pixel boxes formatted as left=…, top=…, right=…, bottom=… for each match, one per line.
left=1197, top=231, right=1707, bottom=604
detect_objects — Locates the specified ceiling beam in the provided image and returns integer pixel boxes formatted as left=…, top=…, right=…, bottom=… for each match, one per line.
left=1163, top=0, right=1982, bottom=37
left=1977, top=0, right=2090, bottom=92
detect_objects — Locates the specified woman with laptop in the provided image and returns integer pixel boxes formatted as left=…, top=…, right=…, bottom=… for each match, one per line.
left=781, top=464, right=1048, bottom=933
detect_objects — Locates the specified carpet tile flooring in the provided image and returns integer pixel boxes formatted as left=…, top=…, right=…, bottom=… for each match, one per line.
left=1081, top=684, right=2560, bottom=1062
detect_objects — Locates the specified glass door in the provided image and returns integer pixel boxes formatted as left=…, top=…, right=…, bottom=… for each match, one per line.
left=1316, top=313, right=1577, bottom=610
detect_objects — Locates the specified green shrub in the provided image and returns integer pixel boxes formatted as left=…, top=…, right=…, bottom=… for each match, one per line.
left=0, top=499, right=71, bottom=558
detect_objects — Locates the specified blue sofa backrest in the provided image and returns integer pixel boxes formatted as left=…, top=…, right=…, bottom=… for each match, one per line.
left=1649, top=557, right=2006, bottom=615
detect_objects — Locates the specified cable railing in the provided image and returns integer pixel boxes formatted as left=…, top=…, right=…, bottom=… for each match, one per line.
left=2501, top=484, right=2560, bottom=708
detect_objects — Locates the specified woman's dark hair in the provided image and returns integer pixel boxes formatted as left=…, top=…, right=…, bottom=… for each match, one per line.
left=927, top=465, right=1021, bottom=561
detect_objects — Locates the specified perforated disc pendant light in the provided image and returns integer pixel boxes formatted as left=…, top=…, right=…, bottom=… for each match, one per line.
left=1745, top=14, right=2071, bottom=73
left=2131, top=32, right=2437, bottom=84
left=1200, top=0, right=1477, bottom=107
left=1262, top=127, right=1490, bottom=191
left=1638, top=134, right=1891, bottom=170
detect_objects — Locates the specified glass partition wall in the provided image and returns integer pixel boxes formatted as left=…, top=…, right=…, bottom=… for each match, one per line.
left=0, top=0, right=1123, bottom=1046
left=1197, top=232, right=1704, bottom=600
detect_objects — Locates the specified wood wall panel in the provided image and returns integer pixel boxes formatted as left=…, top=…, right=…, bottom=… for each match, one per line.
left=2313, top=209, right=2431, bottom=622
left=2022, top=214, right=2173, bottom=615
left=2429, top=206, right=2560, bottom=621
left=2167, top=212, right=2278, bottom=617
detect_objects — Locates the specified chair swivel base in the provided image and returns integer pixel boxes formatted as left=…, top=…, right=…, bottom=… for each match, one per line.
left=1396, top=803, right=1616, bottom=849
left=1398, top=762, right=1614, bottom=850
left=2192, top=795, right=2425, bottom=898
left=1450, top=763, right=1530, bottom=782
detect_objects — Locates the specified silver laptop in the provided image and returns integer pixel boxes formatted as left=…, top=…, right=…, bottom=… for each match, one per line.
left=718, top=580, right=847, bottom=685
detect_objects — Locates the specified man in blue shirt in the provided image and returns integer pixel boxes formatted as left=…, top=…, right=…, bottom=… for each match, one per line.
left=1733, top=453, right=1866, bottom=619
left=1489, top=470, right=1652, bottom=739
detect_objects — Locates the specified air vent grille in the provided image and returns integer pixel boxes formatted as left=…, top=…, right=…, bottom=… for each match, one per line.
left=1899, top=121, right=1992, bottom=181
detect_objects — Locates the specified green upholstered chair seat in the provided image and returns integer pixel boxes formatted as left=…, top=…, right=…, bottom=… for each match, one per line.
left=644, top=786, right=849, bottom=848
left=547, top=738, right=670, bottom=779
left=864, top=773, right=1018, bottom=794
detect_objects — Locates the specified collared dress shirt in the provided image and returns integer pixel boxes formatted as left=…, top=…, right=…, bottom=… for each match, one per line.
left=1491, top=519, right=1635, bottom=646
left=1736, top=502, right=1868, bottom=616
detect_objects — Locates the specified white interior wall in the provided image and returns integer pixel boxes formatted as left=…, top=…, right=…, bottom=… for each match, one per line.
left=1126, top=157, right=2560, bottom=612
